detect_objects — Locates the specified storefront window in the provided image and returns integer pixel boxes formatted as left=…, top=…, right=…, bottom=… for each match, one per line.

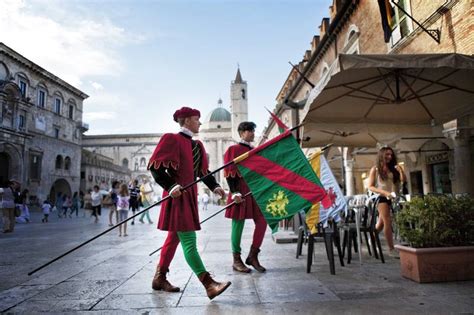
left=431, top=162, right=452, bottom=194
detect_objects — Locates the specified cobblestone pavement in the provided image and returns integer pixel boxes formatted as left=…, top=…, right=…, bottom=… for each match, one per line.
left=1, top=205, right=473, bottom=314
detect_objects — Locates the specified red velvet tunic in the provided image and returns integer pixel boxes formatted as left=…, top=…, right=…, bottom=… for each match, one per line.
left=224, top=143, right=263, bottom=220
left=147, top=133, right=209, bottom=231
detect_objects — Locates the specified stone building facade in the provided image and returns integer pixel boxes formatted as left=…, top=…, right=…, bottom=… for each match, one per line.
left=80, top=149, right=131, bottom=193
left=82, top=133, right=162, bottom=192
left=0, top=43, right=88, bottom=204
left=262, top=0, right=473, bottom=196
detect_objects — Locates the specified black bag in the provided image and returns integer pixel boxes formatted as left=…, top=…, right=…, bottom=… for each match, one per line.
left=14, top=206, right=21, bottom=217
left=13, top=191, right=21, bottom=204
left=402, top=182, right=409, bottom=195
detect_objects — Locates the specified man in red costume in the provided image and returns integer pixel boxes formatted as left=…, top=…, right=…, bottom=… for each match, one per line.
left=148, top=106, right=231, bottom=300
left=224, top=122, right=267, bottom=273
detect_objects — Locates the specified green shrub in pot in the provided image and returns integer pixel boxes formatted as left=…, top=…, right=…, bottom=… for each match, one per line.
left=396, top=194, right=474, bottom=248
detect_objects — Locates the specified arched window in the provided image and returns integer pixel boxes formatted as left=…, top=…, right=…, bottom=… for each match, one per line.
left=55, top=155, right=63, bottom=169
left=122, top=158, right=129, bottom=168
left=0, top=62, right=9, bottom=81
left=343, top=24, right=360, bottom=54
left=64, top=156, right=71, bottom=170
left=140, top=157, right=146, bottom=167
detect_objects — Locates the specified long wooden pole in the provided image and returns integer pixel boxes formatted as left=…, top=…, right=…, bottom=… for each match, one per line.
left=28, top=161, right=235, bottom=276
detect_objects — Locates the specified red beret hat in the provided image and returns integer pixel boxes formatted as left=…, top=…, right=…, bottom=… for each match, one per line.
left=173, top=107, right=200, bottom=122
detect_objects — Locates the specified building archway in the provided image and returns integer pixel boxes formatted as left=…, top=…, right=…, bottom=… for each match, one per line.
left=49, top=178, right=72, bottom=204
left=0, top=152, right=10, bottom=185
left=0, top=142, right=23, bottom=184
left=122, top=158, right=129, bottom=169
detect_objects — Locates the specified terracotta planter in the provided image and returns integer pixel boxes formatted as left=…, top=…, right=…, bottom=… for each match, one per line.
left=395, top=244, right=474, bottom=283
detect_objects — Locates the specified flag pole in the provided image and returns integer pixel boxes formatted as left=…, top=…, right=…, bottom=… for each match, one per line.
left=28, top=197, right=167, bottom=276
left=28, top=161, right=238, bottom=276
left=308, top=143, right=333, bottom=163
left=148, top=191, right=252, bottom=257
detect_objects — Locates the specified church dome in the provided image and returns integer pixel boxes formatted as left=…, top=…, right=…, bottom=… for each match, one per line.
left=206, top=99, right=231, bottom=122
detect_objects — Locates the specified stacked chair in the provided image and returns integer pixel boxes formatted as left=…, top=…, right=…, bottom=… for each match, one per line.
left=340, top=194, right=385, bottom=264
left=296, top=210, right=344, bottom=275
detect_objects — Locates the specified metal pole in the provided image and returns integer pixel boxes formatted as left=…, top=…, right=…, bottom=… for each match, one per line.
left=28, top=162, right=235, bottom=276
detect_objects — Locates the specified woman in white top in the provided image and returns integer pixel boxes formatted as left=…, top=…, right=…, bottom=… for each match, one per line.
left=117, top=183, right=130, bottom=237
left=91, top=185, right=108, bottom=223
left=368, top=146, right=406, bottom=258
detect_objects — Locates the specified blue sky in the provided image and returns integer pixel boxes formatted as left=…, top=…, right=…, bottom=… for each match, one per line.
left=0, top=0, right=328, bottom=136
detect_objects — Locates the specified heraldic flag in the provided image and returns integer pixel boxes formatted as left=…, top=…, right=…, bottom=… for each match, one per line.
left=305, top=151, right=346, bottom=234
left=232, top=130, right=334, bottom=232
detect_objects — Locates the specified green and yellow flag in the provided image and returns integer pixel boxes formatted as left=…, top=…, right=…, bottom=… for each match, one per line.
left=234, top=130, right=335, bottom=232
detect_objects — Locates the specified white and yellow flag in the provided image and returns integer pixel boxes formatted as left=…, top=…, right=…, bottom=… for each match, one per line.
left=306, top=151, right=346, bottom=233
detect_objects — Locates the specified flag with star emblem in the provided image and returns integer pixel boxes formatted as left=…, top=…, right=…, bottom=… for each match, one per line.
left=233, top=130, right=334, bottom=232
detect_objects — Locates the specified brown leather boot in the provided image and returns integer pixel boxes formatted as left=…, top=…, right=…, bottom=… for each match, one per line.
left=245, top=246, right=266, bottom=273
left=232, top=253, right=251, bottom=273
left=152, top=265, right=180, bottom=292
left=198, top=272, right=231, bottom=300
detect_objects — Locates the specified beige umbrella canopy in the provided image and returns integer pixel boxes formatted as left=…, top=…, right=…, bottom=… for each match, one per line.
left=302, top=53, right=474, bottom=147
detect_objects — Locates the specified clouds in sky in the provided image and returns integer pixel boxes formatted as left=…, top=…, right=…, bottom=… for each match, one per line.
left=0, top=0, right=134, bottom=86
left=0, top=0, right=327, bottom=135
left=0, top=0, right=149, bottom=125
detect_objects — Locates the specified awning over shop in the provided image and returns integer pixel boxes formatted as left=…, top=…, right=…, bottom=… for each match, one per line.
left=302, top=53, right=474, bottom=147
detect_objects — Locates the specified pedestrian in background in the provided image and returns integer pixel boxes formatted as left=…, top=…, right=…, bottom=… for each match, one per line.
left=17, top=189, right=31, bottom=223
left=55, top=192, right=64, bottom=218
left=201, top=192, right=209, bottom=211
left=42, top=199, right=51, bottom=223
left=1, top=179, right=20, bottom=233
left=63, top=195, right=72, bottom=218
left=70, top=192, right=80, bottom=217
left=128, top=179, right=140, bottom=225
left=109, top=181, right=119, bottom=226
left=138, top=178, right=154, bottom=224
left=79, top=190, right=85, bottom=209
left=117, top=183, right=130, bottom=237
left=90, top=185, right=106, bottom=223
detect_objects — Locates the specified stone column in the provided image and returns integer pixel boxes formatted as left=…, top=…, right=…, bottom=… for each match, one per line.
left=343, top=147, right=355, bottom=196
left=445, top=128, right=472, bottom=195
left=421, top=158, right=431, bottom=194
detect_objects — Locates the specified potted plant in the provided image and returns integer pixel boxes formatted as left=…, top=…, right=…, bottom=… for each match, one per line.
left=395, top=194, right=474, bottom=283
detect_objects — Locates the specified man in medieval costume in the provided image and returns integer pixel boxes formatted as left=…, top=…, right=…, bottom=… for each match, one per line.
left=147, top=106, right=231, bottom=300
left=224, top=121, right=267, bottom=273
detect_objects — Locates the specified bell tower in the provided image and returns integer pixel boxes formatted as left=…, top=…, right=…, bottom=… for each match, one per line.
left=230, top=67, right=248, bottom=142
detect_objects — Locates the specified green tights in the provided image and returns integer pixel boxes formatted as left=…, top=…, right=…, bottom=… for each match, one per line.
left=177, top=231, right=206, bottom=276
left=231, top=219, right=245, bottom=253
